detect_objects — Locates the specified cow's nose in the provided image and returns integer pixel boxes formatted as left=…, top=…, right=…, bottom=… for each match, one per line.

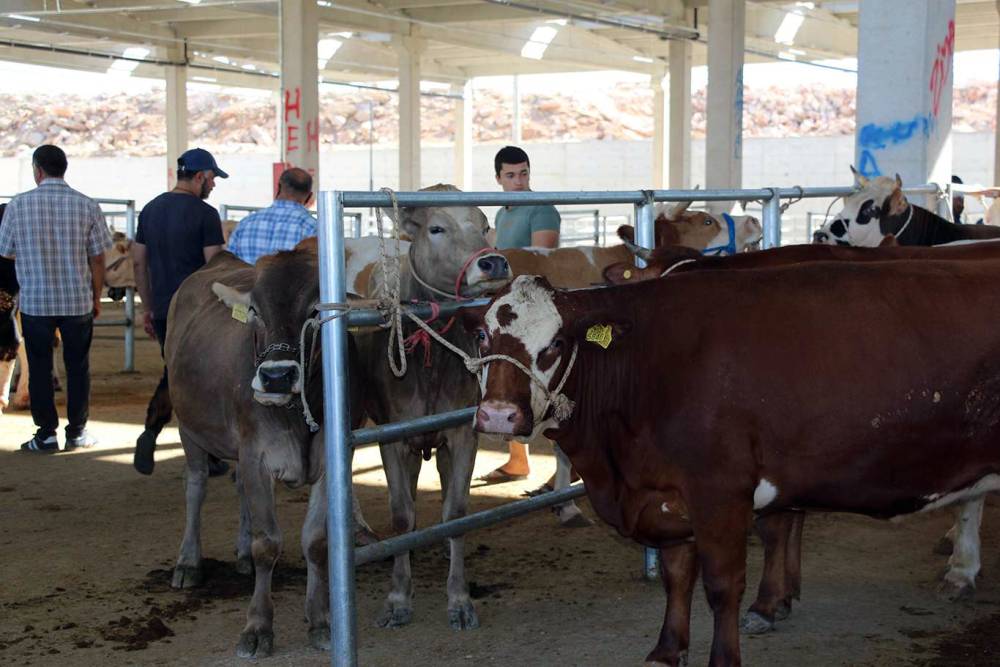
left=258, top=363, right=299, bottom=394
left=813, top=231, right=828, bottom=244
left=477, top=255, right=511, bottom=280
left=474, top=400, right=527, bottom=435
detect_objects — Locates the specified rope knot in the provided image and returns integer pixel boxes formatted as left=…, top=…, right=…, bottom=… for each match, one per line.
left=549, top=393, right=575, bottom=422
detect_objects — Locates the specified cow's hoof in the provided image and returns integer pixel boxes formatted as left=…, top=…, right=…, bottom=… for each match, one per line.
left=235, top=556, right=254, bottom=576
left=938, top=580, right=975, bottom=603
left=171, top=564, right=203, bottom=589
left=933, top=536, right=954, bottom=556
left=774, top=600, right=792, bottom=621
left=644, top=650, right=688, bottom=667
left=236, top=628, right=274, bottom=658
left=559, top=512, right=594, bottom=528
left=375, top=604, right=412, bottom=628
left=448, top=601, right=479, bottom=630
left=741, top=610, right=774, bottom=635
left=307, top=627, right=331, bottom=651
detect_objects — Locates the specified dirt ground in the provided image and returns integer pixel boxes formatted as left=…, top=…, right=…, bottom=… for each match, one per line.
left=3, top=300, right=1000, bottom=666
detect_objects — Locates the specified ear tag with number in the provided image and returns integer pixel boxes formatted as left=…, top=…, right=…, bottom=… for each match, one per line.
left=231, top=303, right=250, bottom=323
left=585, top=324, right=613, bottom=349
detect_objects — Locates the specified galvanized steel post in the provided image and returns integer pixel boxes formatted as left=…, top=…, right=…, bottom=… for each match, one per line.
left=763, top=188, right=782, bottom=249
left=318, top=191, right=358, bottom=667
left=635, top=190, right=659, bottom=580
left=123, top=200, right=136, bottom=372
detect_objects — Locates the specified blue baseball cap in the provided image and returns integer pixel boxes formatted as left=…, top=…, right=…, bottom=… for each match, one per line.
left=177, top=147, right=228, bottom=179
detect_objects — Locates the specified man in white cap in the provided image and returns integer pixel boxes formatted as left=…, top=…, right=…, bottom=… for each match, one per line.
left=131, top=147, right=228, bottom=475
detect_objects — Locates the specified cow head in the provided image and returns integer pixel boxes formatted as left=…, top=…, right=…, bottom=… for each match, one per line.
left=467, top=275, right=629, bottom=438
left=212, top=239, right=321, bottom=406
left=619, top=203, right=762, bottom=255
left=814, top=168, right=909, bottom=246
left=384, top=184, right=511, bottom=297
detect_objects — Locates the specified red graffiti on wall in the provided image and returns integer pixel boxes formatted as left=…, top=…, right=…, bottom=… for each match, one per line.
left=929, top=19, right=955, bottom=119
left=283, top=86, right=320, bottom=155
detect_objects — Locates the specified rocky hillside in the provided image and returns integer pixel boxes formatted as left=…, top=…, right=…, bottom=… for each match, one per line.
left=1, top=82, right=995, bottom=158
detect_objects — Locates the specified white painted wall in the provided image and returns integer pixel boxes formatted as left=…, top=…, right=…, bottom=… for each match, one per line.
left=2, top=133, right=993, bottom=243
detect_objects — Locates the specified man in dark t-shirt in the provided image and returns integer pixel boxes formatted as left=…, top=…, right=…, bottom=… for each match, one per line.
left=132, top=148, right=227, bottom=475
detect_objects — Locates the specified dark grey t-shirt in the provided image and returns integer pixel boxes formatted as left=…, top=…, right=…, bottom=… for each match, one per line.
left=136, top=192, right=224, bottom=320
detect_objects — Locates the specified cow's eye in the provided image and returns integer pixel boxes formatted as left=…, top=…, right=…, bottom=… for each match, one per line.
left=429, top=226, right=445, bottom=235
left=550, top=338, right=563, bottom=350
left=475, top=329, right=488, bottom=344
left=704, top=218, right=713, bottom=226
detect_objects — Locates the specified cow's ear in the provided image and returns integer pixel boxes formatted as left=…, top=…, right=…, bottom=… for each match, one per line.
left=571, top=313, right=633, bottom=349
left=886, top=177, right=908, bottom=216
left=617, top=224, right=636, bottom=244
left=212, top=282, right=252, bottom=308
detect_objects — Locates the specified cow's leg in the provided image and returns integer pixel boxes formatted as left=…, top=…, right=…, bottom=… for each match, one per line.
left=436, top=428, right=479, bottom=630
left=172, top=439, right=210, bottom=589
left=236, top=458, right=281, bottom=658
left=941, top=498, right=984, bottom=600
left=696, top=506, right=751, bottom=667
left=551, top=442, right=592, bottom=528
left=376, top=441, right=421, bottom=628
left=234, top=463, right=253, bottom=576
left=645, top=541, right=698, bottom=667
left=743, top=512, right=792, bottom=634
left=303, top=475, right=330, bottom=650
left=0, top=356, right=14, bottom=412
left=785, top=511, right=805, bottom=605
left=353, top=492, right=380, bottom=546
left=12, top=338, right=29, bottom=410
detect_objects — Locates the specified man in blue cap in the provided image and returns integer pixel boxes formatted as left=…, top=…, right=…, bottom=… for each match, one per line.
left=131, top=147, right=228, bottom=475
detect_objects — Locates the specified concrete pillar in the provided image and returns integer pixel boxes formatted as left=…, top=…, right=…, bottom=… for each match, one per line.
left=706, top=0, right=744, bottom=213
left=668, top=38, right=692, bottom=189
left=394, top=34, right=423, bottom=190
left=856, top=0, right=955, bottom=194
left=512, top=75, right=522, bottom=144
left=279, top=0, right=320, bottom=192
left=652, top=69, right=668, bottom=189
left=453, top=81, right=473, bottom=189
left=164, top=62, right=187, bottom=188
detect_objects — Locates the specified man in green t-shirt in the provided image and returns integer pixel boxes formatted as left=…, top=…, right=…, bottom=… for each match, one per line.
left=480, top=146, right=560, bottom=484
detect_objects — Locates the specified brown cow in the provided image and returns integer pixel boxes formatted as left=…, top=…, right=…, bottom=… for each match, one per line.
left=166, top=242, right=364, bottom=657
left=469, top=260, right=1000, bottom=666
left=602, top=237, right=1000, bottom=633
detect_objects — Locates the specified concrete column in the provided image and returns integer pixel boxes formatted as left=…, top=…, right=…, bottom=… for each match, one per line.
left=652, top=69, right=668, bottom=189
left=164, top=50, right=187, bottom=188
left=668, top=37, right=692, bottom=189
left=279, top=0, right=320, bottom=192
left=512, top=75, right=522, bottom=144
left=452, top=80, right=473, bottom=189
left=856, top=0, right=955, bottom=194
left=706, top=0, right=744, bottom=213
left=394, top=34, right=423, bottom=190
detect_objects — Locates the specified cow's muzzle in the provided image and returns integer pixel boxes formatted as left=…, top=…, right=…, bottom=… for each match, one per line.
left=464, top=252, right=512, bottom=292
left=474, top=399, right=532, bottom=436
left=252, top=360, right=302, bottom=405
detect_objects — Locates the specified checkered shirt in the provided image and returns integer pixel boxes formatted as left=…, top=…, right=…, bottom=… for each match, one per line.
left=227, top=200, right=317, bottom=264
left=0, top=179, right=112, bottom=316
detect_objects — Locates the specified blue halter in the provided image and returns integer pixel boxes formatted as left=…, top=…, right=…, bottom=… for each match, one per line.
left=701, top=212, right=738, bottom=256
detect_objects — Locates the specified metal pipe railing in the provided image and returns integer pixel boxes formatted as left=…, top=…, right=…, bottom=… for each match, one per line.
left=320, top=182, right=946, bottom=667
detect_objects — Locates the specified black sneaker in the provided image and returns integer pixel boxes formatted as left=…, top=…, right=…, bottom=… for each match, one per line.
left=20, top=433, right=59, bottom=453
left=65, top=430, right=98, bottom=450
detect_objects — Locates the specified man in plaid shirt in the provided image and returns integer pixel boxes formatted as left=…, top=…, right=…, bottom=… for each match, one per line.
left=227, top=167, right=317, bottom=264
left=0, top=145, right=112, bottom=453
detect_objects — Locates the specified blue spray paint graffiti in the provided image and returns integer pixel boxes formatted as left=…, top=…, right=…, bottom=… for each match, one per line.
left=857, top=114, right=934, bottom=177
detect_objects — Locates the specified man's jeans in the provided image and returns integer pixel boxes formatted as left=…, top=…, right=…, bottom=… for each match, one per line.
left=21, top=313, right=94, bottom=438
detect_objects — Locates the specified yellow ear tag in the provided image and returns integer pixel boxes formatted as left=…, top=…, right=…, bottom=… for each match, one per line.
left=622, top=269, right=632, bottom=280
left=585, top=324, right=613, bottom=349
left=231, top=303, right=250, bottom=323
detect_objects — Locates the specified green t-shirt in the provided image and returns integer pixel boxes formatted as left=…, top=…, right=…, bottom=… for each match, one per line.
left=494, top=204, right=561, bottom=249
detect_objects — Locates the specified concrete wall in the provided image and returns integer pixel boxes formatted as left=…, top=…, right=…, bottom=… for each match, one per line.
left=2, top=132, right=993, bottom=242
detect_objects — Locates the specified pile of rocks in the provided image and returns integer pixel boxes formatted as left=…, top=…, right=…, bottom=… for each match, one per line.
left=0, top=81, right=994, bottom=158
